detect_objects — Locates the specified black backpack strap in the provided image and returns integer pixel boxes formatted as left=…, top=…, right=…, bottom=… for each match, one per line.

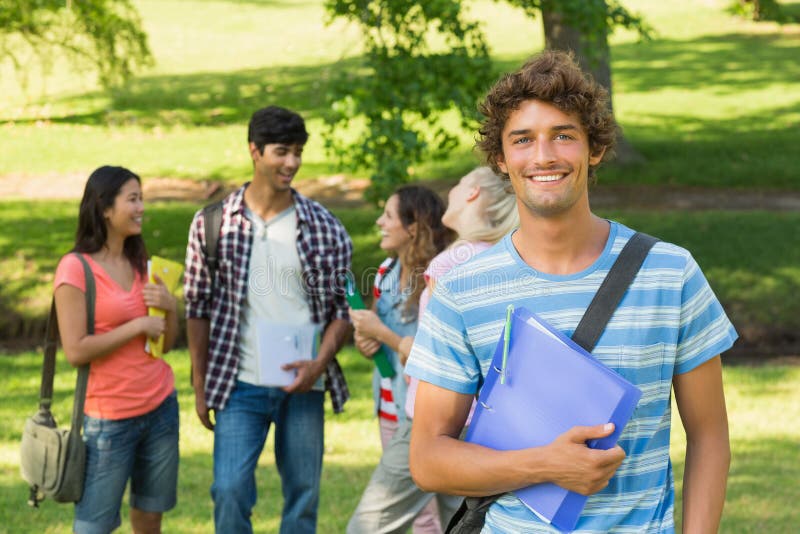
left=445, top=232, right=659, bottom=534
left=201, top=200, right=223, bottom=289
left=571, top=232, right=659, bottom=352
left=445, top=494, right=503, bottom=534
left=40, top=253, right=94, bottom=432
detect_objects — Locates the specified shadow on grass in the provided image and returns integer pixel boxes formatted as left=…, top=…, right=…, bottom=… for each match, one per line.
left=592, top=210, right=800, bottom=349
left=604, top=101, right=800, bottom=188
left=612, top=33, right=800, bottom=95
left=29, top=32, right=798, bottom=129
left=784, top=1, right=800, bottom=21
left=22, top=58, right=365, bottom=128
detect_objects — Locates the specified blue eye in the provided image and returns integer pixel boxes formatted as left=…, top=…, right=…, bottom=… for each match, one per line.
left=513, top=137, right=530, bottom=145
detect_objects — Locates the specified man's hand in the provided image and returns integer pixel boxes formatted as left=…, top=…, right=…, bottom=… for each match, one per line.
left=194, top=387, right=215, bottom=431
left=187, top=318, right=213, bottom=429
left=542, top=423, right=626, bottom=496
left=282, top=359, right=324, bottom=394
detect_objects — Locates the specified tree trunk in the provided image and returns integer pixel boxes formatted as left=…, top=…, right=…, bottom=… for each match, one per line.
left=541, top=5, right=644, bottom=164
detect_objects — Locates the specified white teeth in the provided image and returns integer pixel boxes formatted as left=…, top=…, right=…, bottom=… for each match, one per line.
left=530, top=174, right=563, bottom=182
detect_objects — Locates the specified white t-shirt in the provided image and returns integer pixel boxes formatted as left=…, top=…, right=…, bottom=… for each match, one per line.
left=238, top=205, right=323, bottom=389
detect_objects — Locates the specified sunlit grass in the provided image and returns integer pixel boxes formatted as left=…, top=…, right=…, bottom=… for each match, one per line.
left=670, top=365, right=800, bottom=533
left=1, top=349, right=797, bottom=532
left=0, top=347, right=379, bottom=533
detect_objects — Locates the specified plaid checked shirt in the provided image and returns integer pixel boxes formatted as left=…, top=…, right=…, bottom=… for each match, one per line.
left=184, top=184, right=352, bottom=412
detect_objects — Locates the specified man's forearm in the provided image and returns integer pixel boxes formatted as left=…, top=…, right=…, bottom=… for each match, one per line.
left=673, top=356, right=730, bottom=533
left=316, top=318, right=350, bottom=368
left=682, top=434, right=730, bottom=533
left=410, top=384, right=555, bottom=496
left=411, top=431, right=551, bottom=496
left=411, top=383, right=626, bottom=497
left=187, top=318, right=210, bottom=391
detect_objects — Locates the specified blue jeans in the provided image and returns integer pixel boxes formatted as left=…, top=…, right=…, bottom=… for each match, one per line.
left=212, top=381, right=324, bottom=534
left=75, top=391, right=179, bottom=534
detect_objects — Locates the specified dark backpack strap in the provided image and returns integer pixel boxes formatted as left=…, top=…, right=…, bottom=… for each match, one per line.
left=445, top=232, right=659, bottom=533
left=571, top=232, right=659, bottom=352
left=201, top=200, right=223, bottom=289
left=445, top=494, right=503, bottom=534
left=38, top=300, right=59, bottom=414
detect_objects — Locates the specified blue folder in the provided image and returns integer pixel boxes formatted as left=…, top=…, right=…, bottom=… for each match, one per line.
left=465, top=306, right=642, bottom=532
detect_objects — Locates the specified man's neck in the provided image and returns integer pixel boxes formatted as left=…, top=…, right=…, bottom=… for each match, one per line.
left=244, top=179, right=294, bottom=220
left=512, top=206, right=610, bottom=276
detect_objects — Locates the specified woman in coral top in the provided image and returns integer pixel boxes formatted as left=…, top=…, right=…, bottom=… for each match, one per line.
left=54, top=166, right=179, bottom=534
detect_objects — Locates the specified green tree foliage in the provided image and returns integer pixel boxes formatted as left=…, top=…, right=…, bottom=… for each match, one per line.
left=727, top=0, right=795, bottom=22
left=518, top=0, right=652, bottom=163
left=324, top=0, right=493, bottom=204
left=324, top=1, right=654, bottom=200
left=0, top=0, right=152, bottom=89
left=505, top=0, right=650, bottom=63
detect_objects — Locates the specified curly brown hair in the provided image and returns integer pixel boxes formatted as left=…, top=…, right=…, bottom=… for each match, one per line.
left=395, top=185, right=455, bottom=316
left=476, top=49, right=618, bottom=182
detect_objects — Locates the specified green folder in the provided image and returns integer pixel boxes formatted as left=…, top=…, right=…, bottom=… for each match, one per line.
left=345, top=277, right=396, bottom=378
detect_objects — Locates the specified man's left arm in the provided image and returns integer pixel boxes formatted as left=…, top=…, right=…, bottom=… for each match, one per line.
left=673, top=355, right=730, bottom=533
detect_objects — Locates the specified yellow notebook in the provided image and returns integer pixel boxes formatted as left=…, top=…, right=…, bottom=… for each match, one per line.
left=146, top=256, right=184, bottom=358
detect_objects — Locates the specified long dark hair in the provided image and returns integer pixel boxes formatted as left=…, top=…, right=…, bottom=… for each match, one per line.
left=73, top=166, right=148, bottom=275
left=395, top=185, right=455, bottom=314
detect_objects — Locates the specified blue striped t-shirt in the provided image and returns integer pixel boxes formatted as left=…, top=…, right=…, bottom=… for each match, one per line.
left=405, top=221, right=737, bottom=533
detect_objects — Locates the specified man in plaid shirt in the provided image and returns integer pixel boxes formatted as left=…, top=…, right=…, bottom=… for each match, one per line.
left=184, top=106, right=353, bottom=534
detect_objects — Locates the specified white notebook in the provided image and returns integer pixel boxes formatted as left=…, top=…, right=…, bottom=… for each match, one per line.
left=254, top=320, right=319, bottom=387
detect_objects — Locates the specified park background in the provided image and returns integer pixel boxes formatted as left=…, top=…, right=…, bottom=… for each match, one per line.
left=0, top=0, right=798, bottom=532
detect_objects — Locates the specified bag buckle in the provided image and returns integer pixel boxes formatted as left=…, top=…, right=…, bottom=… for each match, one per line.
left=27, top=484, right=43, bottom=508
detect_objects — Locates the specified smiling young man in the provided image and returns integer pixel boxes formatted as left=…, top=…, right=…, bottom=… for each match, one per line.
left=405, top=51, right=736, bottom=532
left=184, top=106, right=353, bottom=533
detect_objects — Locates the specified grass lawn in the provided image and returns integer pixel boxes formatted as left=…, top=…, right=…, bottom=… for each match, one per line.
left=0, top=0, right=798, bottom=188
left=0, top=348, right=797, bottom=533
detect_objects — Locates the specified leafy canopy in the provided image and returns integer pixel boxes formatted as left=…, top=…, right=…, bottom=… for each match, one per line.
left=324, top=0, right=493, bottom=204
left=324, top=0, right=651, bottom=204
left=0, top=0, right=152, bottom=89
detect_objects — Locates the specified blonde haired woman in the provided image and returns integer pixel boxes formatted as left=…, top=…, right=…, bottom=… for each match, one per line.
left=348, top=167, right=518, bottom=534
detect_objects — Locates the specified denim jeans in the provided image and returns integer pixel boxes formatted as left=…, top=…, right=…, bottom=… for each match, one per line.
left=75, top=391, right=179, bottom=534
left=212, top=381, right=324, bottom=534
